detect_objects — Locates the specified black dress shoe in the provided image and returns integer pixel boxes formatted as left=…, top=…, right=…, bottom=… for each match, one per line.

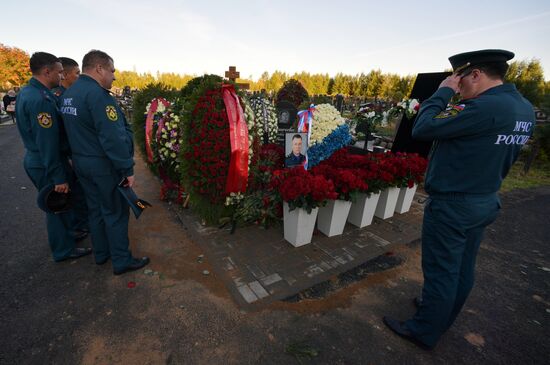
left=74, top=231, right=89, bottom=242
left=413, top=297, right=423, bottom=309
left=55, top=247, right=93, bottom=262
left=383, top=316, right=433, bottom=351
left=113, top=257, right=150, bottom=275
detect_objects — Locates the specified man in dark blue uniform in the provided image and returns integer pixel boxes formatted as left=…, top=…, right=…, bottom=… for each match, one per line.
left=51, top=57, right=89, bottom=238
left=15, top=52, right=92, bottom=262
left=51, top=57, right=80, bottom=99
left=383, top=49, right=535, bottom=349
left=285, top=133, right=306, bottom=167
left=61, top=50, right=149, bottom=275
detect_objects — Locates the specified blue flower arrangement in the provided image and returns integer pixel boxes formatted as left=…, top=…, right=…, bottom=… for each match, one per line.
left=307, top=124, right=352, bottom=168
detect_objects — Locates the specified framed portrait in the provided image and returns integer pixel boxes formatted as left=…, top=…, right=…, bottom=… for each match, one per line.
left=285, top=132, right=308, bottom=168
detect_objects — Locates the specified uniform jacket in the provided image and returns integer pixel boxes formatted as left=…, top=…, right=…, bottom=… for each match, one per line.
left=60, top=75, right=134, bottom=177
left=15, top=78, right=66, bottom=185
left=412, top=84, right=535, bottom=194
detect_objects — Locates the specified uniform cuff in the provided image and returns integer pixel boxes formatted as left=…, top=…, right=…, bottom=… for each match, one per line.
left=435, top=87, right=456, bottom=100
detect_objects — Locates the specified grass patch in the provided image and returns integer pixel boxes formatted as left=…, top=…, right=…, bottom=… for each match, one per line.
left=285, top=341, right=319, bottom=364
left=501, top=161, right=550, bottom=192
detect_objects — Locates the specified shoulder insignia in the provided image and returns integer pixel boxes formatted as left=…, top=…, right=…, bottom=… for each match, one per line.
left=37, top=112, right=53, bottom=128
left=106, top=105, right=118, bottom=121
left=434, top=104, right=466, bottom=119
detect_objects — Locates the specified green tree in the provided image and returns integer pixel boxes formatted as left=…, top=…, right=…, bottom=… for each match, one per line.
left=327, top=78, right=335, bottom=95
left=505, top=59, right=546, bottom=106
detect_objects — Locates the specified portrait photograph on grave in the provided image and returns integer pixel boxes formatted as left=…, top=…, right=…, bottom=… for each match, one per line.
left=284, top=132, right=308, bottom=168
left=276, top=100, right=298, bottom=146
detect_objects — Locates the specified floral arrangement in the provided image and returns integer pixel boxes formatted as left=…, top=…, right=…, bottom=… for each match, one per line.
left=307, top=124, right=352, bottom=168
left=323, top=148, right=427, bottom=192
left=395, top=98, right=420, bottom=120
left=311, top=164, right=369, bottom=202
left=380, top=152, right=427, bottom=188
left=178, top=77, right=236, bottom=223
left=249, top=95, right=278, bottom=143
left=241, top=97, right=260, bottom=170
left=131, top=83, right=177, bottom=159
left=275, top=79, right=309, bottom=108
left=184, top=87, right=231, bottom=204
left=270, top=167, right=337, bottom=213
left=309, top=103, right=346, bottom=145
left=230, top=144, right=284, bottom=227
left=154, top=110, right=182, bottom=178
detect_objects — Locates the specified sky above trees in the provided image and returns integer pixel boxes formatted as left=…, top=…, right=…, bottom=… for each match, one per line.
left=3, top=0, right=549, bottom=80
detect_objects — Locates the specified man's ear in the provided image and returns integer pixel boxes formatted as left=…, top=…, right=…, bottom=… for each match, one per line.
left=471, top=69, right=483, bottom=81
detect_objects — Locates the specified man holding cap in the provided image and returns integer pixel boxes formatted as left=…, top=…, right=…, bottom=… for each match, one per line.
left=15, top=52, right=91, bottom=262
left=383, top=50, right=535, bottom=349
left=61, top=50, right=149, bottom=275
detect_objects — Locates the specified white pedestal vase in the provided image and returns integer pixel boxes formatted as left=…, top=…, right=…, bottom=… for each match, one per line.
left=374, top=187, right=400, bottom=219
left=317, top=199, right=352, bottom=237
left=283, top=202, right=319, bottom=247
left=347, top=192, right=381, bottom=228
left=395, top=184, right=418, bottom=214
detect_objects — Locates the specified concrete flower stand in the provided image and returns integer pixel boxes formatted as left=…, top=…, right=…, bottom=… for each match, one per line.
left=317, top=199, right=352, bottom=237
left=374, top=187, right=400, bottom=219
left=347, top=192, right=380, bottom=228
left=395, top=184, right=418, bottom=214
left=283, top=202, right=319, bottom=247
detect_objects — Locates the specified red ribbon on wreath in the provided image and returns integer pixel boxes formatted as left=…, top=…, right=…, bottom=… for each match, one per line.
left=145, top=97, right=171, bottom=163
left=222, top=84, right=249, bottom=194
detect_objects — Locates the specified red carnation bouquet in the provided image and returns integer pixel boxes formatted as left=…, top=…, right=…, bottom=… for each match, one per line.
left=324, top=148, right=385, bottom=195
left=270, top=167, right=337, bottom=213
left=311, top=164, right=369, bottom=202
left=185, top=88, right=231, bottom=204
left=379, top=152, right=428, bottom=188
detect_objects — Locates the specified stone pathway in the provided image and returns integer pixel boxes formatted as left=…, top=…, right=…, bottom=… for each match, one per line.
left=175, top=194, right=426, bottom=309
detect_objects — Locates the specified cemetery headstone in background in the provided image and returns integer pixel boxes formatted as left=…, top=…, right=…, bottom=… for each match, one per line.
left=276, top=101, right=298, bottom=146
left=335, top=94, right=344, bottom=113
left=392, top=72, right=452, bottom=158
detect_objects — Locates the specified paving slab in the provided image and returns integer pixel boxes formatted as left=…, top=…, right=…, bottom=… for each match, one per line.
left=175, top=193, right=426, bottom=309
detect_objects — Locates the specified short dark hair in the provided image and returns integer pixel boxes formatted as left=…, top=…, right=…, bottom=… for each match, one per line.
left=29, top=52, right=60, bottom=74
left=82, top=50, right=113, bottom=71
left=292, top=134, right=302, bottom=140
left=58, top=57, right=79, bottom=70
left=463, top=61, right=509, bottom=81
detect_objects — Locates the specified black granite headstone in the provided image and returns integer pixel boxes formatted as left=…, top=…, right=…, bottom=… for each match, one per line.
left=276, top=101, right=298, bottom=146
left=391, top=72, right=452, bottom=157
left=335, top=94, right=344, bottom=113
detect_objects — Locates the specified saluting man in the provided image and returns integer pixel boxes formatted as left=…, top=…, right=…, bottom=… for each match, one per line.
left=15, top=52, right=92, bottom=262
left=61, top=50, right=149, bottom=275
left=383, top=50, right=536, bottom=350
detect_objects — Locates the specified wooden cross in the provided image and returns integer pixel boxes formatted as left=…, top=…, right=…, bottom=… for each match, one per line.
left=225, top=66, right=249, bottom=90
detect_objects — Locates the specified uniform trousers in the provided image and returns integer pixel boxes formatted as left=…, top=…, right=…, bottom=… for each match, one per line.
left=24, top=154, right=75, bottom=261
left=66, top=163, right=89, bottom=232
left=72, top=156, right=132, bottom=270
left=406, top=192, right=501, bottom=347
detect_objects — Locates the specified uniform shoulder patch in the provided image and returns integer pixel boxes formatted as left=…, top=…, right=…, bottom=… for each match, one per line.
left=106, top=105, right=118, bottom=121
left=434, top=104, right=466, bottom=119
left=37, top=112, right=53, bottom=128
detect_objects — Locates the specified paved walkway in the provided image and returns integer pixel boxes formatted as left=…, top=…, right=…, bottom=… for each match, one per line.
left=175, top=194, right=425, bottom=309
